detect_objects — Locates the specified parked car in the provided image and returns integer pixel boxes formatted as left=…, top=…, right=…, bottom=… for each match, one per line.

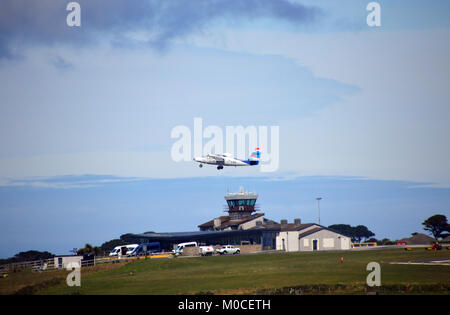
left=216, top=245, right=240, bottom=255
left=109, top=244, right=138, bottom=257
left=199, top=246, right=215, bottom=256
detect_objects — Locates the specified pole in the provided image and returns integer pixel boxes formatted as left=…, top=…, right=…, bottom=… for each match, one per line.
left=316, top=197, right=322, bottom=225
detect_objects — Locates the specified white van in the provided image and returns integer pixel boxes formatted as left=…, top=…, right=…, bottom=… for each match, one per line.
left=173, top=242, right=198, bottom=255
left=109, top=244, right=138, bottom=257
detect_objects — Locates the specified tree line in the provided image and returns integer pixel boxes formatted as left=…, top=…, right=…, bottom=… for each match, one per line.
left=328, top=214, right=449, bottom=244
left=327, top=224, right=375, bottom=242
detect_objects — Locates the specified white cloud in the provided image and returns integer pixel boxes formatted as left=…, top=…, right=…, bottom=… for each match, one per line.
left=184, top=28, right=450, bottom=186
left=0, top=150, right=269, bottom=183
left=0, top=29, right=449, bottom=187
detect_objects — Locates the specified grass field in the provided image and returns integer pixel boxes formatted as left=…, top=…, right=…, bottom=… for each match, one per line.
left=2, top=248, right=450, bottom=295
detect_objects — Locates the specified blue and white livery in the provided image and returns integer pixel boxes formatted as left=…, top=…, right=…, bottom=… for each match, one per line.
left=194, top=148, right=261, bottom=170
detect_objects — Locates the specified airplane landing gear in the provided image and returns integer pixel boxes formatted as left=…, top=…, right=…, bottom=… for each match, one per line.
left=217, top=165, right=223, bottom=170
left=199, top=164, right=203, bottom=168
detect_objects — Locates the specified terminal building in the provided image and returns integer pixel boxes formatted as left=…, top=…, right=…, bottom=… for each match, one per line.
left=129, top=188, right=351, bottom=252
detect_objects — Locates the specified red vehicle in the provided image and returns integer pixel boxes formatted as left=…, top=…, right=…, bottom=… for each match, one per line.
left=431, top=243, right=442, bottom=250
left=396, top=242, right=407, bottom=245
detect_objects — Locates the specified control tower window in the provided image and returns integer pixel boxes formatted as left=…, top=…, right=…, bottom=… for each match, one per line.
left=228, top=199, right=256, bottom=206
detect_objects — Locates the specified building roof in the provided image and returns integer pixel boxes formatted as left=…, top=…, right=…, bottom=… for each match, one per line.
left=198, top=213, right=265, bottom=229
left=250, top=222, right=317, bottom=232
left=296, top=226, right=352, bottom=239
left=399, top=233, right=436, bottom=245
left=250, top=222, right=350, bottom=239
left=198, top=216, right=229, bottom=228
left=224, top=190, right=258, bottom=200
left=297, top=227, right=324, bottom=238
left=130, top=228, right=279, bottom=243
left=281, top=223, right=317, bottom=232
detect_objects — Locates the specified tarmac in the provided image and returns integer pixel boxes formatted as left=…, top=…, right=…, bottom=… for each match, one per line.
left=389, top=257, right=450, bottom=266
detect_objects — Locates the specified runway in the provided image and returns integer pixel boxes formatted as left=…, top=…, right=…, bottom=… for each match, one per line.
left=389, top=257, right=450, bottom=266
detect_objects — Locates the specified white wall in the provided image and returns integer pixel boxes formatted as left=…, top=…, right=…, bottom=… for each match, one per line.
left=276, top=228, right=351, bottom=252
left=300, top=230, right=351, bottom=251
left=340, top=237, right=351, bottom=250
left=239, top=216, right=265, bottom=230
left=276, top=231, right=301, bottom=251
left=276, top=225, right=320, bottom=251
left=276, top=232, right=287, bottom=251
left=54, top=256, right=83, bottom=269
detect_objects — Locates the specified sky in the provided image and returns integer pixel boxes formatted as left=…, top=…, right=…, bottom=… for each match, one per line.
left=0, top=1, right=449, bottom=258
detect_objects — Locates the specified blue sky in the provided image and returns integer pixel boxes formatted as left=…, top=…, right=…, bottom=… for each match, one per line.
left=0, top=1, right=449, bottom=258
left=1, top=175, right=449, bottom=257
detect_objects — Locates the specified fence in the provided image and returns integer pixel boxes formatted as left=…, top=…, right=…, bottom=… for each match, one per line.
left=0, top=257, right=56, bottom=273
left=351, top=242, right=377, bottom=248
left=182, top=244, right=263, bottom=256
left=0, top=253, right=173, bottom=273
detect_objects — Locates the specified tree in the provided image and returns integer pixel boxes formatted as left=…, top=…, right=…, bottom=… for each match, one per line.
left=353, top=225, right=375, bottom=242
left=0, top=250, right=55, bottom=265
left=379, top=238, right=394, bottom=245
left=328, top=224, right=354, bottom=238
left=100, top=239, right=128, bottom=253
left=328, top=224, right=375, bottom=242
left=77, top=243, right=100, bottom=256
left=120, top=233, right=138, bottom=243
left=422, top=214, right=450, bottom=240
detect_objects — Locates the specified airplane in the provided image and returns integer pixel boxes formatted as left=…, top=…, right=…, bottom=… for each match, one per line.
left=193, top=148, right=261, bottom=170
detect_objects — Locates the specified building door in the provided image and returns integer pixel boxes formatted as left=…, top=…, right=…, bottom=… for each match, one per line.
left=312, top=239, right=318, bottom=251
left=282, top=239, right=286, bottom=251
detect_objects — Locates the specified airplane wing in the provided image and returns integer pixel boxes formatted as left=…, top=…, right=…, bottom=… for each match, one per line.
left=207, top=154, right=225, bottom=162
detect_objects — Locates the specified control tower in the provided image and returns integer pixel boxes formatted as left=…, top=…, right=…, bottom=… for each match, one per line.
left=225, top=187, right=259, bottom=220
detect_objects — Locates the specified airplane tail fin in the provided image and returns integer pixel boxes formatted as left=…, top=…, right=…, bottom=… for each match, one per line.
left=248, top=148, right=261, bottom=165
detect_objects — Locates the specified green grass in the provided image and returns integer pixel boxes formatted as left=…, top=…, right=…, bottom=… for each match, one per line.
left=5, top=248, right=450, bottom=295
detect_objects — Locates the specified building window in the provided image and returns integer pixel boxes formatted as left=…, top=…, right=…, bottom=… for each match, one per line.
left=227, top=200, right=236, bottom=207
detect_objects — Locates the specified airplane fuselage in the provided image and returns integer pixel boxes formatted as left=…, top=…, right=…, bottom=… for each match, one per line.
left=194, top=156, right=249, bottom=167
left=193, top=150, right=260, bottom=170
